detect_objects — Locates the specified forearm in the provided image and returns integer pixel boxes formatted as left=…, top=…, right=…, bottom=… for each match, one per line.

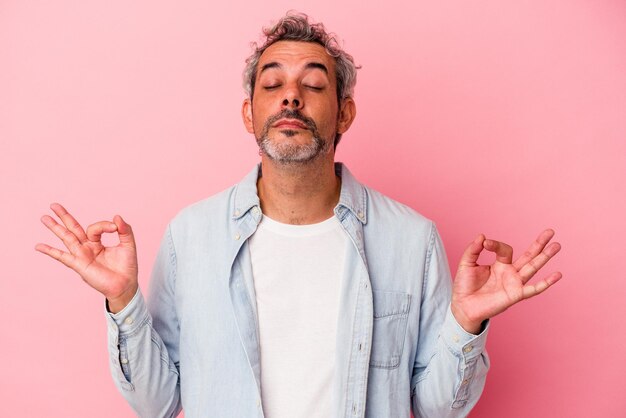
left=411, top=306, right=490, bottom=418
left=106, top=287, right=182, bottom=418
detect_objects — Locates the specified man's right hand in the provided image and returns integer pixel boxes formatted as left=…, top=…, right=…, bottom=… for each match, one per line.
left=35, top=203, right=139, bottom=313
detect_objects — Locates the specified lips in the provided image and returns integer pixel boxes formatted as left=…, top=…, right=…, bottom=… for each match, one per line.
left=273, top=119, right=308, bottom=130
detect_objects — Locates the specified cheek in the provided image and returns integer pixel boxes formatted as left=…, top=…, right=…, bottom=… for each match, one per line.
left=317, top=107, right=339, bottom=132
left=249, top=104, right=266, bottom=129
left=251, top=98, right=277, bottom=124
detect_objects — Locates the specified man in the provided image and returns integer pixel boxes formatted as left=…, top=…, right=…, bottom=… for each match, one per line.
left=36, top=12, right=562, bottom=418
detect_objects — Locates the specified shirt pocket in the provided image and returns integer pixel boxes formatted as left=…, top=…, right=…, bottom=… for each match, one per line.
left=369, top=290, right=412, bottom=369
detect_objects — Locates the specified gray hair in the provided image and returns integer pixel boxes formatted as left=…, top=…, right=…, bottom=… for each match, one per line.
left=242, top=12, right=360, bottom=147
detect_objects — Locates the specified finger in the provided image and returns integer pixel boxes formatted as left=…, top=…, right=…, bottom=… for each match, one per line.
left=49, top=203, right=89, bottom=243
left=458, top=234, right=486, bottom=267
left=40, top=215, right=82, bottom=254
left=35, top=243, right=78, bottom=269
left=113, top=215, right=136, bottom=247
left=86, top=221, right=118, bottom=243
left=483, top=239, right=513, bottom=264
left=513, top=229, right=555, bottom=270
left=518, top=241, right=561, bottom=283
left=522, top=271, right=563, bottom=299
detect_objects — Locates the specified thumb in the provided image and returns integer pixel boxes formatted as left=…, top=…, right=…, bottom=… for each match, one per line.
left=113, top=214, right=136, bottom=247
left=458, top=234, right=485, bottom=268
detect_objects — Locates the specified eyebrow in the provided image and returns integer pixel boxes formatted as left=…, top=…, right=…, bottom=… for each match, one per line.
left=304, top=62, right=329, bottom=74
left=259, top=61, right=329, bottom=75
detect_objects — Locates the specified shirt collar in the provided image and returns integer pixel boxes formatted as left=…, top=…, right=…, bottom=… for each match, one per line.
left=232, top=162, right=367, bottom=224
left=231, top=164, right=261, bottom=220
left=335, top=162, right=367, bottom=224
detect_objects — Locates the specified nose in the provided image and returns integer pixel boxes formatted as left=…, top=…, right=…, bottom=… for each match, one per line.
left=281, top=84, right=303, bottom=110
left=282, top=97, right=300, bottom=108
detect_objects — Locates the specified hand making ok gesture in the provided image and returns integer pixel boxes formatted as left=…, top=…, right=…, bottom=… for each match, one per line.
left=35, top=203, right=139, bottom=313
left=451, top=229, right=563, bottom=334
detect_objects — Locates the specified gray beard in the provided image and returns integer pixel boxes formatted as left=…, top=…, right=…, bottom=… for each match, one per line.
left=258, top=129, right=330, bottom=164
left=255, top=108, right=333, bottom=164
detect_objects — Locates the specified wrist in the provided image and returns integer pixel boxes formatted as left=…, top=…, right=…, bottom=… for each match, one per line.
left=450, top=302, right=484, bottom=335
left=106, top=284, right=138, bottom=314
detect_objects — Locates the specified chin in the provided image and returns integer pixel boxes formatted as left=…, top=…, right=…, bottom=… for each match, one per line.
left=260, top=140, right=325, bottom=164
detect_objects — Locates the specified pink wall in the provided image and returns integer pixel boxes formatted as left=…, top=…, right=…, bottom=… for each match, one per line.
left=2, top=1, right=624, bottom=416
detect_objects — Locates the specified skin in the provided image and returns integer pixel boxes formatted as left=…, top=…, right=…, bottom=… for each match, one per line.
left=35, top=204, right=138, bottom=313
left=242, top=41, right=356, bottom=224
left=36, top=40, right=562, bottom=331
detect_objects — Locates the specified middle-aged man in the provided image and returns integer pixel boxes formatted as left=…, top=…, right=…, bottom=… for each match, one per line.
left=36, top=12, right=562, bottom=418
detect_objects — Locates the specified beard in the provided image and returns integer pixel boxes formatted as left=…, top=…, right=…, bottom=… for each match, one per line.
left=256, top=109, right=333, bottom=164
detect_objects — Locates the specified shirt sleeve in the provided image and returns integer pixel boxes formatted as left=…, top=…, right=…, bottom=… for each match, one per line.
left=105, top=223, right=182, bottom=418
left=410, top=223, right=490, bottom=417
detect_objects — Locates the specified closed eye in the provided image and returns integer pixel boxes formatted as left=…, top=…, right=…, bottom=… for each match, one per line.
left=305, top=85, right=324, bottom=91
left=263, top=84, right=281, bottom=90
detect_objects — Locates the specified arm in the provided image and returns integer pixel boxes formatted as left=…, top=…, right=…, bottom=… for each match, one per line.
left=411, top=224, right=489, bottom=417
left=36, top=203, right=182, bottom=417
left=105, top=225, right=182, bottom=417
left=411, top=225, right=563, bottom=416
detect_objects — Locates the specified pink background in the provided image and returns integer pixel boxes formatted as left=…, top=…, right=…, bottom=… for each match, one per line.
left=2, top=1, right=625, bottom=416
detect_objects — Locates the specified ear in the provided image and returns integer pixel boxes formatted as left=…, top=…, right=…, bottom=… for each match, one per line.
left=337, top=97, right=356, bottom=135
left=241, top=98, right=254, bottom=134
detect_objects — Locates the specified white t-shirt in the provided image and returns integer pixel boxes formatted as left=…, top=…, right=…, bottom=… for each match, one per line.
left=248, top=214, right=349, bottom=418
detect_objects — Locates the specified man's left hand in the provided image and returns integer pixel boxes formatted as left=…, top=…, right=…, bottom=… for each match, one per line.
left=451, top=229, right=562, bottom=334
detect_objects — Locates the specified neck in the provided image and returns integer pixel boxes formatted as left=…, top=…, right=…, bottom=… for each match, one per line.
left=257, top=156, right=341, bottom=225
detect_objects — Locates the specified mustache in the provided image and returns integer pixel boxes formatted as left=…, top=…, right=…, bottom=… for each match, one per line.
left=264, top=109, right=317, bottom=131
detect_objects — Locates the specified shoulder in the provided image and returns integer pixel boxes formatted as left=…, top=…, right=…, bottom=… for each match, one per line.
left=169, top=186, right=235, bottom=232
left=339, top=162, right=434, bottom=236
left=364, top=185, right=434, bottom=238
left=169, top=164, right=260, bottom=230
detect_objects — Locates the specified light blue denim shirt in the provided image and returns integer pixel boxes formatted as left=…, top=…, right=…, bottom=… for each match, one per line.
left=105, top=162, right=489, bottom=418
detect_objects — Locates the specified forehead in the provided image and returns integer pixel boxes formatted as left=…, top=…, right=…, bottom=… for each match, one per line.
left=257, top=41, right=335, bottom=74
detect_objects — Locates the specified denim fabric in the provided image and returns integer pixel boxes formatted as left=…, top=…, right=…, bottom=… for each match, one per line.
left=105, top=162, right=489, bottom=418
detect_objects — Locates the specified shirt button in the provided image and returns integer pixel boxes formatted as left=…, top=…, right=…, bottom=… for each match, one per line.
left=463, top=345, right=474, bottom=353
left=256, top=399, right=261, bottom=407
left=124, top=317, right=134, bottom=325
left=234, top=210, right=240, bottom=216
left=452, top=334, right=460, bottom=343
left=462, top=379, right=469, bottom=385
left=234, top=233, right=241, bottom=240
left=357, top=211, right=364, bottom=219
left=120, top=357, right=128, bottom=364
left=252, top=206, right=259, bottom=214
